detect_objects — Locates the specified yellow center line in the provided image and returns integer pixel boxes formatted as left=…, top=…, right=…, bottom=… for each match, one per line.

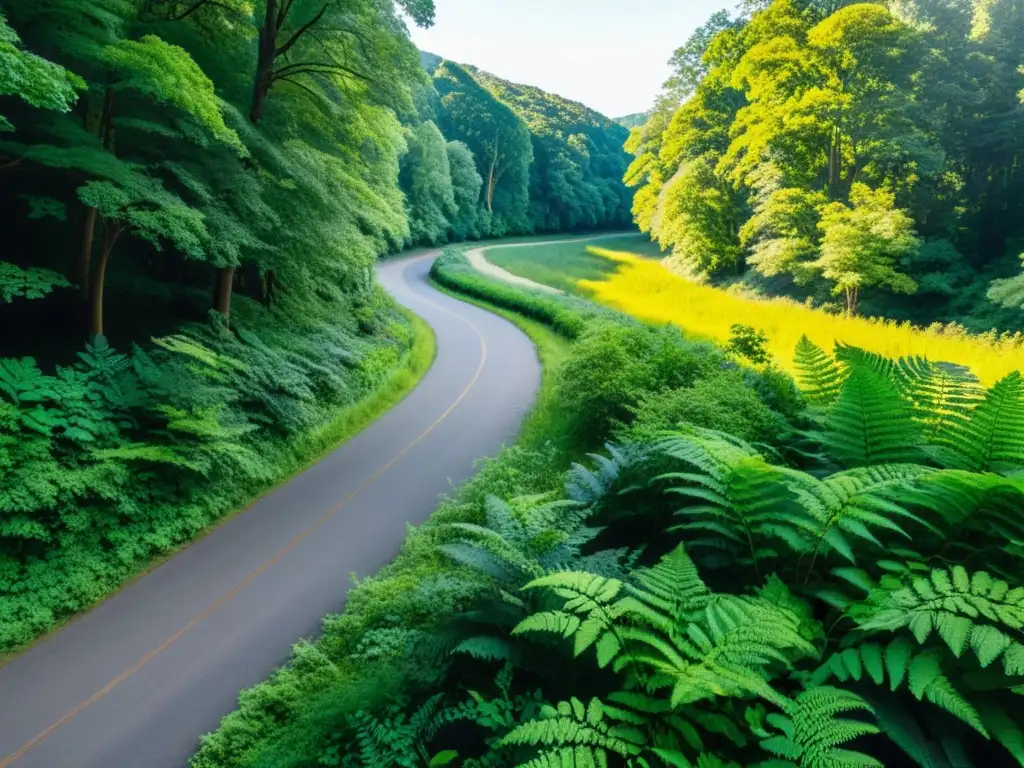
left=0, top=266, right=487, bottom=767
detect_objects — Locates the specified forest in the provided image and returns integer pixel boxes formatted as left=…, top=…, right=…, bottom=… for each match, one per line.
left=0, top=0, right=630, bottom=652
left=627, top=0, right=1024, bottom=328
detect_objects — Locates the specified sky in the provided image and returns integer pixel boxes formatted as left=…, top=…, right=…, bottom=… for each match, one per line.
left=409, top=0, right=733, bottom=119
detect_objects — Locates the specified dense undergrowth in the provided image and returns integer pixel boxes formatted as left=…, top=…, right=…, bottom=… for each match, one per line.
left=0, top=292, right=430, bottom=655
left=195, top=253, right=1024, bottom=768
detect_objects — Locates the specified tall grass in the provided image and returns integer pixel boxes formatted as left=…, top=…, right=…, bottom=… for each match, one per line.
left=581, top=248, right=1024, bottom=385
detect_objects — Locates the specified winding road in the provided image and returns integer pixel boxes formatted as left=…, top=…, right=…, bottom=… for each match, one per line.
left=0, top=252, right=541, bottom=768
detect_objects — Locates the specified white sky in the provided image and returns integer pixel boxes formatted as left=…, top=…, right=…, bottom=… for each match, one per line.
left=409, top=0, right=733, bottom=118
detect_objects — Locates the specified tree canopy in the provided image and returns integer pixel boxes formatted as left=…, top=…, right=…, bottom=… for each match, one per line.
left=627, top=0, right=1024, bottom=324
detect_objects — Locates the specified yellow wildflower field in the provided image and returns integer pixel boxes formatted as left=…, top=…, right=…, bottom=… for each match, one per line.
left=579, top=247, right=1024, bottom=386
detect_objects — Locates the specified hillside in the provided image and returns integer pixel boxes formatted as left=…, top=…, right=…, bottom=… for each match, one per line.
left=458, top=63, right=633, bottom=231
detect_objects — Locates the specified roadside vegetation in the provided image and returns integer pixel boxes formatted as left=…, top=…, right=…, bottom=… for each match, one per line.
left=195, top=247, right=1024, bottom=767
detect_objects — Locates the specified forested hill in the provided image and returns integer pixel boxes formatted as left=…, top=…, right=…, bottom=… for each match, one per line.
left=614, top=112, right=648, bottom=129
left=461, top=64, right=633, bottom=232
left=411, top=54, right=633, bottom=235
left=626, top=0, right=1024, bottom=331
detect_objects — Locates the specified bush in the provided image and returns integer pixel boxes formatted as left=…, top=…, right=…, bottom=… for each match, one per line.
left=0, top=291, right=418, bottom=654
left=621, top=368, right=790, bottom=444
left=553, top=322, right=722, bottom=445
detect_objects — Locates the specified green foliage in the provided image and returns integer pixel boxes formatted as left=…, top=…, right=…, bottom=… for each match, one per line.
left=812, top=185, right=920, bottom=315
left=626, top=0, right=1024, bottom=329
left=191, top=261, right=1024, bottom=768
left=758, top=687, right=881, bottom=768
left=0, top=12, right=84, bottom=131
left=100, top=35, right=244, bottom=155
left=726, top=324, right=771, bottom=365
left=0, top=262, right=71, bottom=302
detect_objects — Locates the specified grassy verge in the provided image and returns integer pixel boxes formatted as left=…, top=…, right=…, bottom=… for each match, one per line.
left=0, top=308, right=435, bottom=664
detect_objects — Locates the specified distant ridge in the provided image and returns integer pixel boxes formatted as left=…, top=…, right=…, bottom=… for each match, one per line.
left=614, top=112, right=649, bottom=129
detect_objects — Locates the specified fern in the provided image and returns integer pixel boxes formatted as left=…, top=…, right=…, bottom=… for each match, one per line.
left=795, top=337, right=846, bottom=407
left=501, top=697, right=645, bottom=766
left=795, top=464, right=933, bottom=566
left=517, top=547, right=815, bottom=708
left=658, top=428, right=818, bottom=572
left=854, top=567, right=1024, bottom=676
left=813, top=638, right=986, bottom=735
left=895, top=358, right=983, bottom=450
left=759, top=687, right=881, bottom=768
left=821, top=365, right=923, bottom=467
left=566, top=443, right=649, bottom=508
left=947, top=372, right=1024, bottom=474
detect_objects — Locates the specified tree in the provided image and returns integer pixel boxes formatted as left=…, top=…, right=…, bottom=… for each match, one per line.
left=246, top=0, right=434, bottom=125
left=445, top=139, right=482, bottom=241
left=433, top=61, right=532, bottom=235
left=726, top=3, right=943, bottom=198
left=811, top=183, right=919, bottom=313
left=657, top=9, right=740, bottom=112
left=400, top=120, right=455, bottom=246
left=741, top=185, right=828, bottom=281
left=655, top=156, right=745, bottom=275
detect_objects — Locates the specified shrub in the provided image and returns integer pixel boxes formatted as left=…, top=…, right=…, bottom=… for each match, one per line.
left=622, top=368, right=790, bottom=444
left=553, top=322, right=722, bottom=446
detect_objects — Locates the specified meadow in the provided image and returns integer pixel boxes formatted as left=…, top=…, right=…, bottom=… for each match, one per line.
left=487, top=235, right=1024, bottom=386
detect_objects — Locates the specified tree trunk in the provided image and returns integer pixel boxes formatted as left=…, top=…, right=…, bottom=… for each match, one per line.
left=250, top=0, right=278, bottom=124
left=215, top=266, right=235, bottom=322
left=77, top=206, right=98, bottom=295
left=90, top=228, right=119, bottom=339
left=486, top=134, right=501, bottom=212
left=77, top=88, right=115, bottom=298
left=845, top=286, right=859, bottom=316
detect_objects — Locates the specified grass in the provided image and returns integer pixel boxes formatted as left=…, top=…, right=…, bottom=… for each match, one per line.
left=473, top=233, right=1024, bottom=387
left=485, top=233, right=658, bottom=294
left=583, top=248, right=1024, bottom=386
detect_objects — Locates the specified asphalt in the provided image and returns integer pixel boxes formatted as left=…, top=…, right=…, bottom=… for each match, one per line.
left=0, top=252, right=542, bottom=768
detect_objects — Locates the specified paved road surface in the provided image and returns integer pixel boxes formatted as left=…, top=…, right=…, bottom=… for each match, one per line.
left=0, top=252, right=541, bottom=768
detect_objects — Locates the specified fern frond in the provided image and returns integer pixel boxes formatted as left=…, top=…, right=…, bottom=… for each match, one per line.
left=760, top=687, right=881, bottom=768
left=813, top=638, right=988, bottom=735
left=660, top=430, right=817, bottom=566
left=856, top=567, right=1024, bottom=678
left=501, top=697, right=643, bottom=762
left=896, top=358, right=983, bottom=449
left=795, top=337, right=846, bottom=407
left=951, top=373, right=1024, bottom=474
left=822, top=366, right=923, bottom=467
